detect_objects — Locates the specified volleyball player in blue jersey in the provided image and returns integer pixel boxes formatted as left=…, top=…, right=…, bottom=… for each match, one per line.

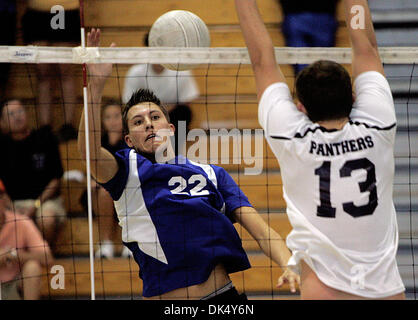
left=78, top=29, right=299, bottom=300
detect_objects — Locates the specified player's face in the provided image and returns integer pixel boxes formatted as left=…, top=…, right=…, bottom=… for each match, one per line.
left=124, top=102, right=174, bottom=154
left=102, top=105, right=122, bottom=135
left=1, top=100, right=28, bottom=134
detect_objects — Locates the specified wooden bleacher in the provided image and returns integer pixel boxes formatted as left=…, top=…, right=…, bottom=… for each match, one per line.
left=7, top=0, right=351, bottom=299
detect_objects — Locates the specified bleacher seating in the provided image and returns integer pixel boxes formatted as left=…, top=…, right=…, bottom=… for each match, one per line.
left=6, top=0, right=355, bottom=299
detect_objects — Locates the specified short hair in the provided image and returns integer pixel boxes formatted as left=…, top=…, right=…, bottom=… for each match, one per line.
left=122, top=88, right=170, bottom=135
left=295, top=60, right=353, bottom=123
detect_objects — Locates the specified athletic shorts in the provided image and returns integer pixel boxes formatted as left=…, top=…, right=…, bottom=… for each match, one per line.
left=22, top=9, right=81, bottom=44
left=201, top=282, right=248, bottom=301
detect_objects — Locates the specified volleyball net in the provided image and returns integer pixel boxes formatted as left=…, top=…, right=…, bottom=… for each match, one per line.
left=0, top=46, right=417, bottom=300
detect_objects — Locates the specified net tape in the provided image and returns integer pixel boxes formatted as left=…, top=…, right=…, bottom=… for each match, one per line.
left=2, top=46, right=418, bottom=65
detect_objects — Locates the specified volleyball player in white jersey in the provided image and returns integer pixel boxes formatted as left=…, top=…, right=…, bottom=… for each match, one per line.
left=235, top=0, right=405, bottom=299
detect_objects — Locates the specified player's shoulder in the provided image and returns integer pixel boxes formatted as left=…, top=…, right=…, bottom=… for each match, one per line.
left=354, top=71, right=391, bottom=88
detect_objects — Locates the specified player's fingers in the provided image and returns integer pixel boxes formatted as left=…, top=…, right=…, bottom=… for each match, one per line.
left=96, top=28, right=101, bottom=43
left=288, top=277, right=297, bottom=293
left=276, top=276, right=284, bottom=288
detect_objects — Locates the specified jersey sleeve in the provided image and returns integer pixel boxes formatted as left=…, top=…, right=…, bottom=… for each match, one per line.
left=99, top=149, right=130, bottom=201
left=259, top=82, right=310, bottom=139
left=350, top=71, right=396, bottom=128
left=214, top=166, right=253, bottom=223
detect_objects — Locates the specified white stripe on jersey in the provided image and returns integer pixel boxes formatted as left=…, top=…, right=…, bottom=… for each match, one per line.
left=114, top=149, right=168, bottom=264
left=188, top=160, right=218, bottom=188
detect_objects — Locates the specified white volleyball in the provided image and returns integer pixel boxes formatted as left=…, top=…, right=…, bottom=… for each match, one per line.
left=148, top=10, right=211, bottom=71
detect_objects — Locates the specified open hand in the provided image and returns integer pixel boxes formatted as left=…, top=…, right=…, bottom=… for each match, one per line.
left=277, top=267, right=300, bottom=294
left=86, top=28, right=116, bottom=83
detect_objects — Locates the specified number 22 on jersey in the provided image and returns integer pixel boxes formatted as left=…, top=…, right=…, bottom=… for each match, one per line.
left=168, top=174, right=210, bottom=196
left=315, top=158, right=378, bottom=218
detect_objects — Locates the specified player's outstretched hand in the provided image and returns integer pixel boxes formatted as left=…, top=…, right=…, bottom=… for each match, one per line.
left=277, top=267, right=300, bottom=294
left=86, top=28, right=116, bottom=84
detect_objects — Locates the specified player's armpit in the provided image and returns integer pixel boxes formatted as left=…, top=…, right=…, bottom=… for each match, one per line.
left=253, top=62, right=286, bottom=102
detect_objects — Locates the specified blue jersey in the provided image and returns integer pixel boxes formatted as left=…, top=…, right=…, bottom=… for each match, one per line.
left=101, top=148, right=252, bottom=297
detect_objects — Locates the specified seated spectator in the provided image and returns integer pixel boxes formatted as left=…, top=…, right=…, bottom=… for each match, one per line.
left=0, top=180, right=54, bottom=300
left=81, top=101, right=129, bottom=259
left=123, top=33, right=199, bottom=156
left=0, top=99, right=67, bottom=247
left=22, top=0, right=81, bottom=141
left=279, top=0, right=339, bottom=75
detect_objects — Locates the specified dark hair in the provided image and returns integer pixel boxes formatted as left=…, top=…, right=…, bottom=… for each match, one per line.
left=0, top=100, right=6, bottom=120
left=295, top=60, right=353, bottom=123
left=122, top=88, right=170, bottom=135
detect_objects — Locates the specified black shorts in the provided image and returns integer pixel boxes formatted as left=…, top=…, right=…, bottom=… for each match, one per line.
left=206, top=287, right=248, bottom=302
left=22, top=9, right=81, bottom=44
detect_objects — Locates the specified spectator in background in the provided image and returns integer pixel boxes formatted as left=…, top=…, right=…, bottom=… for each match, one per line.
left=123, top=33, right=200, bottom=156
left=82, top=101, right=129, bottom=259
left=279, top=0, right=339, bottom=75
left=0, top=0, right=16, bottom=98
left=0, top=99, right=66, bottom=247
left=22, top=0, right=81, bottom=141
left=0, top=179, right=54, bottom=300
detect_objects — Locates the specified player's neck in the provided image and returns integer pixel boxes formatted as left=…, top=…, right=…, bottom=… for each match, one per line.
left=316, top=117, right=349, bottom=131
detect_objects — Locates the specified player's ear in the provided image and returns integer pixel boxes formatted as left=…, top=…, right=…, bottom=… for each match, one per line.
left=169, top=123, right=175, bottom=136
left=124, top=134, right=134, bottom=148
left=296, top=101, right=308, bottom=115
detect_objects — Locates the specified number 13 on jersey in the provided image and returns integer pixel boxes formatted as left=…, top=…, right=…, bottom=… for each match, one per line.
left=315, top=158, right=378, bottom=218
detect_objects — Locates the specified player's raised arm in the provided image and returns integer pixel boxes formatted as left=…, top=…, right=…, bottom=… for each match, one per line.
left=235, top=0, right=286, bottom=100
left=344, top=0, right=385, bottom=78
left=78, top=29, right=118, bottom=183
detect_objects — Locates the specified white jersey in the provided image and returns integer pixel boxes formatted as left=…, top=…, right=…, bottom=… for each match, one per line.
left=122, top=64, right=200, bottom=104
left=259, top=71, right=405, bottom=298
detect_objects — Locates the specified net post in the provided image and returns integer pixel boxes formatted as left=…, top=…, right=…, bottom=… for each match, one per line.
left=79, top=0, right=96, bottom=301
